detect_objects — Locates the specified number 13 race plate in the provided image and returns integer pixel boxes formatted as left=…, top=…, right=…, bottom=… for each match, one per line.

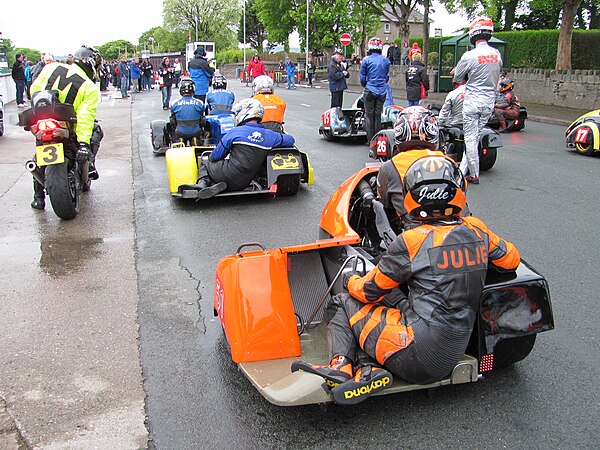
left=35, top=143, right=65, bottom=166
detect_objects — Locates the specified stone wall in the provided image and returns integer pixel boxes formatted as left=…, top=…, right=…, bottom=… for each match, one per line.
left=221, top=63, right=600, bottom=110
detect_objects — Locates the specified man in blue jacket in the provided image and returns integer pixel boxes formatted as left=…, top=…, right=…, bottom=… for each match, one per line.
left=196, top=99, right=295, bottom=199
left=360, top=37, right=391, bottom=143
left=188, top=46, right=215, bottom=102
left=327, top=51, right=349, bottom=108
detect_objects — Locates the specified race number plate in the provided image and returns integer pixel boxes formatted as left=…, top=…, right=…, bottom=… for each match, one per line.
left=35, top=143, right=65, bottom=167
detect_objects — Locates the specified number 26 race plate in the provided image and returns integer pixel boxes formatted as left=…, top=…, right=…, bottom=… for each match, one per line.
left=35, top=143, right=65, bottom=167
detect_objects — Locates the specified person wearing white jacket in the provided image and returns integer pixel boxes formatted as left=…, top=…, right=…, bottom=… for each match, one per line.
left=453, top=17, right=502, bottom=184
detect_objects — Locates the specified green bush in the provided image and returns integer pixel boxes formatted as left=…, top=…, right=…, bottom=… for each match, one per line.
left=218, top=48, right=244, bottom=64
left=427, top=51, right=438, bottom=67
left=495, top=29, right=600, bottom=70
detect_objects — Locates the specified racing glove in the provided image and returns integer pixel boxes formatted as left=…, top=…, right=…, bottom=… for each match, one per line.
left=343, top=271, right=361, bottom=290
left=76, top=143, right=91, bottom=162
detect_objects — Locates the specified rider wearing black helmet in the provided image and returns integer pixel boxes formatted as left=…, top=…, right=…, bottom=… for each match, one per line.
left=206, top=73, right=236, bottom=114
left=292, top=155, right=521, bottom=405
left=169, top=77, right=206, bottom=145
left=29, top=45, right=103, bottom=210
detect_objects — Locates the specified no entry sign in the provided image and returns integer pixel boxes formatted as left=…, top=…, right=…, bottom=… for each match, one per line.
left=340, top=33, right=351, bottom=47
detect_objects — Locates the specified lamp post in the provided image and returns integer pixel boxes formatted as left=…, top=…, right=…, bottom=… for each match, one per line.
left=243, top=0, right=247, bottom=70
left=149, top=36, right=155, bottom=54
left=305, top=0, right=309, bottom=80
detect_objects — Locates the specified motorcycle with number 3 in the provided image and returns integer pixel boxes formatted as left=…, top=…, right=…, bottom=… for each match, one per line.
left=20, top=90, right=102, bottom=220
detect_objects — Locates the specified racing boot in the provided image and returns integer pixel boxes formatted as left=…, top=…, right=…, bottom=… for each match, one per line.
left=331, top=364, right=393, bottom=405
left=31, top=180, right=45, bottom=210
left=88, top=161, right=99, bottom=180
left=291, top=355, right=353, bottom=389
left=197, top=181, right=227, bottom=200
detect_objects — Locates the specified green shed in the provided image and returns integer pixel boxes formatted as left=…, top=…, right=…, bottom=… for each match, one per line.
left=437, top=34, right=507, bottom=92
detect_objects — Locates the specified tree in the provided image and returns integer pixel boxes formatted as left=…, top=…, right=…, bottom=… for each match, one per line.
left=14, top=47, right=41, bottom=64
left=254, top=0, right=296, bottom=50
left=237, top=0, right=269, bottom=50
left=556, top=0, right=583, bottom=69
left=515, top=0, right=562, bottom=29
left=163, top=0, right=239, bottom=50
left=97, top=40, right=136, bottom=60
left=365, top=0, right=421, bottom=43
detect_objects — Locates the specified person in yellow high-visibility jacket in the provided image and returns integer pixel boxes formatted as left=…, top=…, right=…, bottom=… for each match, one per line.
left=251, top=75, right=286, bottom=132
left=29, top=46, right=103, bottom=210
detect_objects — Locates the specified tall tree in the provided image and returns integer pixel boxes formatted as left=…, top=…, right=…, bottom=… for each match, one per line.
left=556, top=0, right=583, bottom=69
left=366, top=0, right=421, bottom=42
left=97, top=40, right=136, bottom=60
left=237, top=0, right=270, bottom=50
left=163, top=0, right=240, bottom=50
left=515, top=0, right=562, bottom=29
left=139, top=26, right=188, bottom=53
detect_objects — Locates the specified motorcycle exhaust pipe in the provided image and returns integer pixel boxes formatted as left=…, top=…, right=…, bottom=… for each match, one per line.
left=25, top=160, right=45, bottom=186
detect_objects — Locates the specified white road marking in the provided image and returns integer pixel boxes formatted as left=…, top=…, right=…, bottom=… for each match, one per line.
left=300, top=103, right=311, bottom=108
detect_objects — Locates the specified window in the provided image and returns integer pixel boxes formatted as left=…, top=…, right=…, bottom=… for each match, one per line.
left=384, top=23, right=391, bottom=34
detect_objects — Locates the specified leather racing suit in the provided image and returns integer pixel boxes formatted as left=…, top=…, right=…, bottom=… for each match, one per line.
left=438, top=84, right=466, bottom=128
left=453, top=42, right=502, bottom=178
left=330, top=216, right=520, bottom=384
left=170, top=96, right=205, bottom=143
left=206, top=88, right=236, bottom=114
left=205, top=122, right=295, bottom=191
left=377, top=149, right=447, bottom=230
left=30, top=62, right=102, bottom=200
left=253, top=93, right=286, bottom=132
left=360, top=52, right=390, bottom=141
left=493, top=90, right=520, bottom=131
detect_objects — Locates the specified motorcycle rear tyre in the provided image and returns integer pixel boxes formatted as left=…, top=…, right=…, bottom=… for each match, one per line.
left=479, top=146, right=497, bottom=171
left=46, top=161, right=79, bottom=220
left=322, top=129, right=334, bottom=141
left=492, top=334, right=536, bottom=369
left=276, top=174, right=300, bottom=196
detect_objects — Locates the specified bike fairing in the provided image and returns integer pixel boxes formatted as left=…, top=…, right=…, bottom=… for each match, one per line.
left=206, top=123, right=295, bottom=191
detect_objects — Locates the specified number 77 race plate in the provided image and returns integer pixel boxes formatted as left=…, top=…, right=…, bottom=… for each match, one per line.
left=35, top=143, right=65, bottom=166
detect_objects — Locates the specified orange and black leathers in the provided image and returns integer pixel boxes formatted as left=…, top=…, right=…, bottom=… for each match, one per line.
left=493, top=90, right=519, bottom=130
left=377, top=148, right=447, bottom=230
left=253, top=92, right=286, bottom=132
left=328, top=216, right=520, bottom=384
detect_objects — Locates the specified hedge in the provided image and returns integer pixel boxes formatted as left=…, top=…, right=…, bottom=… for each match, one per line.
left=401, top=30, right=600, bottom=70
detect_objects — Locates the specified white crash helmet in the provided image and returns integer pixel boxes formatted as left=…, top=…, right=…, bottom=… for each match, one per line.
left=252, top=75, right=274, bottom=95
left=367, top=37, right=384, bottom=52
left=469, top=17, right=494, bottom=45
left=232, top=98, right=264, bottom=126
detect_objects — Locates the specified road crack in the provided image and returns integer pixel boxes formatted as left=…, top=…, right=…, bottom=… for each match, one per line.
left=177, top=258, right=206, bottom=334
left=0, top=170, right=26, bottom=200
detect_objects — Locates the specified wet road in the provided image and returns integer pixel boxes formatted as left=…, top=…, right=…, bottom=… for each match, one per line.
left=134, top=85, right=599, bottom=448
left=0, top=84, right=598, bottom=448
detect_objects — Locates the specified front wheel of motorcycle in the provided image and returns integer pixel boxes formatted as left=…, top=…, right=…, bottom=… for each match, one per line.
left=46, top=161, right=80, bottom=220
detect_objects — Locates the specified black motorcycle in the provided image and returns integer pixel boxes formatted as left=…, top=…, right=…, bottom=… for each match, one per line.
left=20, top=90, right=102, bottom=220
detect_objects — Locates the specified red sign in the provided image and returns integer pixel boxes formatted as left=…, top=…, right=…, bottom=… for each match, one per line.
left=340, top=33, right=351, bottom=47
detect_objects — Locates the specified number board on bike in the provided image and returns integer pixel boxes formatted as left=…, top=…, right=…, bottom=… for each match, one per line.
left=35, top=143, right=65, bottom=166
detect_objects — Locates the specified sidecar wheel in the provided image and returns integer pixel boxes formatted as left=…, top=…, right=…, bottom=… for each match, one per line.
left=492, top=334, right=536, bottom=369
left=575, top=141, right=594, bottom=156
left=322, top=129, right=334, bottom=141
left=479, top=146, right=497, bottom=171
left=276, top=174, right=300, bottom=196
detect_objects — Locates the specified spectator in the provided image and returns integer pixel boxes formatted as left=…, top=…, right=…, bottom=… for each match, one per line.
left=352, top=54, right=361, bottom=65
left=401, top=41, right=410, bottom=65
left=24, top=61, right=34, bottom=100
left=328, top=51, right=349, bottom=108
left=285, top=57, right=296, bottom=89
left=173, top=58, right=182, bottom=87
left=142, top=58, right=153, bottom=91
left=11, top=54, right=26, bottom=107
left=30, top=53, right=46, bottom=83
left=159, top=57, right=175, bottom=110
left=130, top=58, right=142, bottom=93
left=408, top=42, right=422, bottom=62
left=246, top=54, right=266, bottom=81
left=67, top=54, right=74, bottom=65
left=360, top=37, right=390, bottom=143
left=306, top=56, right=316, bottom=87
left=98, top=60, right=110, bottom=91
left=405, top=52, right=429, bottom=106
left=118, top=56, right=130, bottom=98
left=188, top=46, right=214, bottom=102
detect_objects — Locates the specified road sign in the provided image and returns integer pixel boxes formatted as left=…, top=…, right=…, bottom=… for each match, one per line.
left=340, top=33, right=351, bottom=47
left=434, top=28, right=443, bottom=38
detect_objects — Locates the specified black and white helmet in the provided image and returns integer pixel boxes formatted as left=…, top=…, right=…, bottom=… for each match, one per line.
left=252, top=75, right=274, bottom=95
left=232, top=98, right=264, bottom=126
left=73, top=45, right=101, bottom=80
left=213, top=75, right=228, bottom=90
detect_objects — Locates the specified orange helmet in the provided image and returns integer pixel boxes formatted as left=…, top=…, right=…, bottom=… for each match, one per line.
left=403, top=156, right=467, bottom=220
left=498, top=77, right=514, bottom=93
left=469, top=17, right=494, bottom=45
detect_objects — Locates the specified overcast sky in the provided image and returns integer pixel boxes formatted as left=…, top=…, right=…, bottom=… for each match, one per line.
left=1, top=0, right=469, bottom=57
